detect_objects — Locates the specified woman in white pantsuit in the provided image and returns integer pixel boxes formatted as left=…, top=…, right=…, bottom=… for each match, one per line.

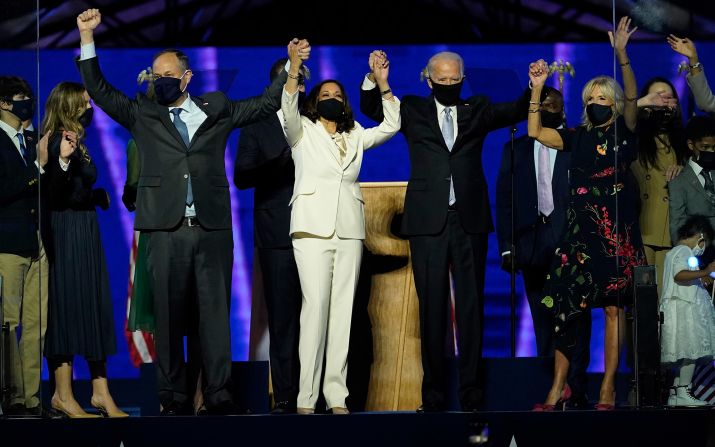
left=283, top=44, right=400, bottom=414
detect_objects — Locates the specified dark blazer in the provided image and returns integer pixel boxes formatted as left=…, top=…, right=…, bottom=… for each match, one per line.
left=0, top=129, right=46, bottom=258
left=361, top=88, right=529, bottom=236
left=234, top=114, right=294, bottom=249
left=77, top=56, right=287, bottom=231
left=496, top=135, right=570, bottom=267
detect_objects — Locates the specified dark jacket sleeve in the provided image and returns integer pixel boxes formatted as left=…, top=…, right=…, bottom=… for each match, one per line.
left=0, top=156, right=39, bottom=205
left=480, top=88, right=531, bottom=133
left=229, top=71, right=288, bottom=129
left=234, top=123, right=293, bottom=190
left=359, top=82, right=384, bottom=123
left=77, top=56, right=139, bottom=130
left=496, top=140, right=514, bottom=254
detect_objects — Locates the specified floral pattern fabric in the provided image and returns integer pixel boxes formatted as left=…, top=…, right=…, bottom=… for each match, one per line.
left=541, top=116, right=646, bottom=331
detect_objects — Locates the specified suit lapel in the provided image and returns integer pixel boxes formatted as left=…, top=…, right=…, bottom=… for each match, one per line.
left=189, top=96, right=219, bottom=151
left=686, top=167, right=715, bottom=206
left=425, top=97, right=449, bottom=152
left=149, top=103, right=188, bottom=150
left=451, top=102, right=471, bottom=153
left=0, top=128, right=29, bottom=166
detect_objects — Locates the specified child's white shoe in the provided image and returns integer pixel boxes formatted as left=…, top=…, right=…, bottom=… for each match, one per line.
left=667, top=387, right=676, bottom=407
left=673, top=386, right=710, bottom=407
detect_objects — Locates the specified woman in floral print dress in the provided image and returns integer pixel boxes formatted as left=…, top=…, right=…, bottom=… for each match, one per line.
left=527, top=17, right=646, bottom=411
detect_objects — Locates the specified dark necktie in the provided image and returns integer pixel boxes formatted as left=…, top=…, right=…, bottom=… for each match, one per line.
left=703, top=169, right=715, bottom=194
left=171, top=108, right=194, bottom=206
left=16, top=132, right=30, bottom=166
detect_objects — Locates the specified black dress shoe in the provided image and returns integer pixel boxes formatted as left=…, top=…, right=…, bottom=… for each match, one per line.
left=416, top=403, right=444, bottom=413
left=566, top=394, right=590, bottom=410
left=4, top=403, right=26, bottom=416
left=271, top=401, right=296, bottom=414
left=207, top=400, right=238, bottom=416
left=160, top=401, right=189, bottom=416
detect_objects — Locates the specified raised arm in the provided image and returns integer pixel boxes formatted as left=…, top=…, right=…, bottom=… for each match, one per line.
left=282, top=39, right=309, bottom=147
left=527, top=59, right=563, bottom=149
left=609, top=16, right=638, bottom=132
left=358, top=51, right=394, bottom=125
left=669, top=35, right=715, bottom=113
left=362, top=51, right=401, bottom=149
left=76, top=9, right=138, bottom=130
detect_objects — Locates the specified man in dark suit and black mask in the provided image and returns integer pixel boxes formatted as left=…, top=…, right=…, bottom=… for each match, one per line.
left=361, top=50, right=538, bottom=412
left=75, top=8, right=310, bottom=415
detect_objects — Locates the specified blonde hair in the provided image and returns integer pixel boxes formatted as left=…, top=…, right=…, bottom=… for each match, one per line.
left=41, top=82, right=90, bottom=161
left=580, top=76, right=624, bottom=130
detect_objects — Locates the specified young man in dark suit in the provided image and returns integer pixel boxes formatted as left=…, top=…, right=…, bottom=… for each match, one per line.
left=233, top=58, right=309, bottom=414
left=496, top=86, right=591, bottom=408
left=75, top=8, right=310, bottom=415
left=0, top=76, right=74, bottom=416
left=360, top=51, right=537, bottom=411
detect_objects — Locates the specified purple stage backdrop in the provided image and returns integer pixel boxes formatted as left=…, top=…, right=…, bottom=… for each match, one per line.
left=4, top=41, right=710, bottom=379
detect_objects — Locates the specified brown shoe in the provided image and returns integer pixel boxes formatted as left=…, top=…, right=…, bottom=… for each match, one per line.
left=331, top=407, right=350, bottom=415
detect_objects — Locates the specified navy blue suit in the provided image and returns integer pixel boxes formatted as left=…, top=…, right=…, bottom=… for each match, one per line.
left=496, top=134, right=590, bottom=400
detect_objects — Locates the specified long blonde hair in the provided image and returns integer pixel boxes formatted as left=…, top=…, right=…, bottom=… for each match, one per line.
left=580, top=76, right=624, bottom=130
left=41, top=81, right=90, bottom=160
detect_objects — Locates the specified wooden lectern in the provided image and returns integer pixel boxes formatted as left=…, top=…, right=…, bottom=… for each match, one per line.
left=360, top=182, right=422, bottom=411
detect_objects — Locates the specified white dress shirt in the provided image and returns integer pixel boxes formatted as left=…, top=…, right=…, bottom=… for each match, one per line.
left=170, top=95, right=207, bottom=217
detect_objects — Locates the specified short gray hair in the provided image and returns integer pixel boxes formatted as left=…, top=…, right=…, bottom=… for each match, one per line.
left=421, top=51, right=464, bottom=81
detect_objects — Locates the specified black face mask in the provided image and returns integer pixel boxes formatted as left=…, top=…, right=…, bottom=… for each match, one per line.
left=540, top=110, right=563, bottom=129
left=637, top=106, right=679, bottom=132
left=430, top=80, right=463, bottom=107
left=697, top=151, right=715, bottom=171
left=316, top=98, right=344, bottom=121
left=586, top=103, right=613, bottom=127
left=8, top=98, right=35, bottom=122
left=78, top=107, right=94, bottom=128
left=153, top=72, right=187, bottom=106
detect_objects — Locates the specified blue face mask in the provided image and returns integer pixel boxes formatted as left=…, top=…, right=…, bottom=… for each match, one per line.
left=153, top=70, right=188, bottom=106
left=693, top=236, right=706, bottom=257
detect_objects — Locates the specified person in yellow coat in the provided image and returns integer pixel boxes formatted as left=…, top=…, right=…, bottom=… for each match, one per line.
left=632, top=77, right=688, bottom=291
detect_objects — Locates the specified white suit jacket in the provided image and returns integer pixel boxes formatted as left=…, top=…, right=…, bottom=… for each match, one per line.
left=282, top=88, right=400, bottom=239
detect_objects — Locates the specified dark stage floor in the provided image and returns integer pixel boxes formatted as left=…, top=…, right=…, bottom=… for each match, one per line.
left=2, top=408, right=714, bottom=447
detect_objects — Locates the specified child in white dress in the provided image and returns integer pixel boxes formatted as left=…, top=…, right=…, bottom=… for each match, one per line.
left=661, top=215, right=715, bottom=407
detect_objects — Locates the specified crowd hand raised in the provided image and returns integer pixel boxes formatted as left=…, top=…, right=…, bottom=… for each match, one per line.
left=664, top=164, right=683, bottom=182
left=667, top=35, right=697, bottom=60
left=608, top=16, right=637, bottom=52
left=638, top=90, right=677, bottom=108
left=528, top=59, right=549, bottom=88
left=77, top=9, right=101, bottom=32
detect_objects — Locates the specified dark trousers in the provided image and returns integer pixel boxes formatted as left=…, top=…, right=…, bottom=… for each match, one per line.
left=523, top=217, right=591, bottom=399
left=146, top=223, right=234, bottom=409
left=258, top=247, right=302, bottom=405
left=410, top=210, right=487, bottom=410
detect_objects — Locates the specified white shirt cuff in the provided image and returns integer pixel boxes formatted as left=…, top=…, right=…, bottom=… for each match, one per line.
left=501, top=251, right=511, bottom=257
left=361, top=75, right=377, bottom=90
left=34, top=160, right=44, bottom=175
left=80, top=42, right=97, bottom=60
left=59, top=157, right=70, bottom=171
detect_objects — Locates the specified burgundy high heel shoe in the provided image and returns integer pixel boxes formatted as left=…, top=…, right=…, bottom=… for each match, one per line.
left=533, top=385, right=572, bottom=412
left=594, top=389, right=616, bottom=411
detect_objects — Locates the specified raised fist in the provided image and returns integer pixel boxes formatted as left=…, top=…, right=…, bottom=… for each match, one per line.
left=77, top=9, right=101, bottom=33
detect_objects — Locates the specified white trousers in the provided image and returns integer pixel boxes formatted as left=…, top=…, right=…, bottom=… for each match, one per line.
left=292, top=232, right=362, bottom=409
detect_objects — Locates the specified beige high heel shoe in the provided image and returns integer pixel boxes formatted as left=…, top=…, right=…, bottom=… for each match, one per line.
left=51, top=398, right=101, bottom=419
left=90, top=397, right=129, bottom=418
